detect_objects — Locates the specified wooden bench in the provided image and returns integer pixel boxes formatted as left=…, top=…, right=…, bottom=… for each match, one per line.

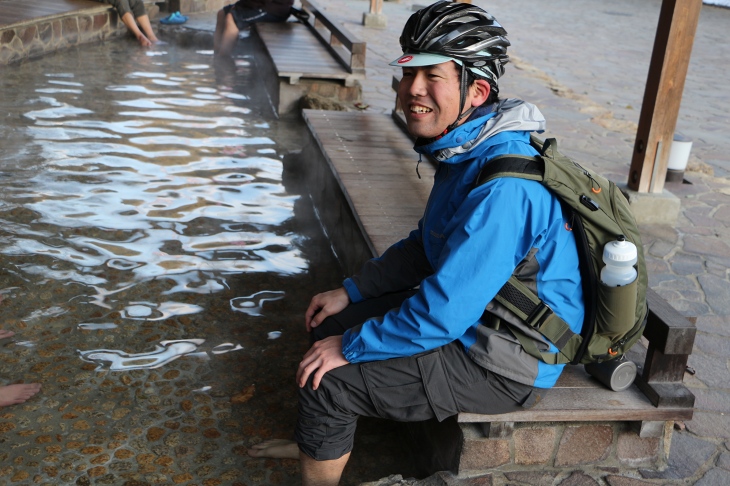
left=295, top=105, right=696, bottom=477
left=251, top=0, right=365, bottom=116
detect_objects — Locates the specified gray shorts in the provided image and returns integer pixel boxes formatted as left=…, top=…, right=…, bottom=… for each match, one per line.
left=103, top=0, right=146, bottom=18
left=295, top=292, right=541, bottom=461
left=223, top=3, right=289, bottom=31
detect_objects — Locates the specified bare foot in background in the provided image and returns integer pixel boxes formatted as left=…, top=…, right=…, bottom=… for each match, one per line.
left=247, top=439, right=299, bottom=459
left=1, top=328, right=42, bottom=406
left=137, top=34, right=153, bottom=47
left=0, top=383, right=41, bottom=407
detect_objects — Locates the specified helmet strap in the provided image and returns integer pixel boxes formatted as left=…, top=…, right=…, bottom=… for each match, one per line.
left=446, top=63, right=476, bottom=133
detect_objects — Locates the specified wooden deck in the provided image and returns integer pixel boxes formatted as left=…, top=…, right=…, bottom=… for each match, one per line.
left=0, top=0, right=107, bottom=29
left=302, top=110, right=434, bottom=255
left=256, top=22, right=359, bottom=85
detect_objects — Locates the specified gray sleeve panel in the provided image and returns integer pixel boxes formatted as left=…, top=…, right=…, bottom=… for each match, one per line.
left=350, top=237, right=433, bottom=299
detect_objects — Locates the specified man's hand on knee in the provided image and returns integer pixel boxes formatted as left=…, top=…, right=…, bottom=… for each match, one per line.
left=297, top=336, right=349, bottom=390
left=305, top=287, right=350, bottom=332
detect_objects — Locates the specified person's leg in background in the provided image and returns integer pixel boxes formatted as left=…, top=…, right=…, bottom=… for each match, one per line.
left=131, top=0, right=159, bottom=45
left=214, top=5, right=242, bottom=57
left=106, top=0, right=158, bottom=46
left=214, top=4, right=289, bottom=57
left=0, top=329, right=42, bottom=407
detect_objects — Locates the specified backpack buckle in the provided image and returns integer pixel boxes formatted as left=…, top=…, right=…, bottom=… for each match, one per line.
left=526, top=301, right=553, bottom=329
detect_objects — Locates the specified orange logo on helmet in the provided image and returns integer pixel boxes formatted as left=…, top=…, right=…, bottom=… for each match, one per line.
left=398, top=55, right=413, bottom=64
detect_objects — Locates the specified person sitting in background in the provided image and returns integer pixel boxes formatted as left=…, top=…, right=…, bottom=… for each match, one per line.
left=214, top=0, right=294, bottom=57
left=0, top=329, right=41, bottom=408
left=102, top=0, right=159, bottom=47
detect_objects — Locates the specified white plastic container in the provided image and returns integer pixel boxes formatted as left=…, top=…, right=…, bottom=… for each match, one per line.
left=667, top=133, right=693, bottom=171
left=601, top=237, right=638, bottom=287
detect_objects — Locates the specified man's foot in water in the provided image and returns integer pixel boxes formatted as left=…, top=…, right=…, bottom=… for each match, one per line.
left=0, top=383, right=41, bottom=407
left=247, top=439, right=299, bottom=459
left=0, top=329, right=14, bottom=340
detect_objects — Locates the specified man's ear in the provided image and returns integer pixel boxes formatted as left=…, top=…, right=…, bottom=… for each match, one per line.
left=469, top=79, right=491, bottom=107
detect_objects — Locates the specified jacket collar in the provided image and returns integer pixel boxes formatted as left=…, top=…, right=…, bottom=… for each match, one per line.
left=414, top=99, right=546, bottom=163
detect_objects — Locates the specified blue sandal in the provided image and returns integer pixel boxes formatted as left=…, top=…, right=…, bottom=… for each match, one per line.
left=160, top=11, right=188, bottom=24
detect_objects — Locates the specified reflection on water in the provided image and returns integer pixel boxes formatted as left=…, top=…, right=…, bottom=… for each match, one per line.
left=79, top=339, right=206, bottom=371
left=230, top=290, right=286, bottom=316
left=1, top=43, right=309, bottom=338
left=0, top=40, right=347, bottom=484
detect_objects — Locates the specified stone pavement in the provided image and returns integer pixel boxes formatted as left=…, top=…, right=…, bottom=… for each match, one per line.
left=291, top=0, right=730, bottom=484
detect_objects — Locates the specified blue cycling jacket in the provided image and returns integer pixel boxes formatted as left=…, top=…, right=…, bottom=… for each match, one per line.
left=341, top=99, right=584, bottom=388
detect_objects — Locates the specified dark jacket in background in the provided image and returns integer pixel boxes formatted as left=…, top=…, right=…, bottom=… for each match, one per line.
left=236, top=0, right=294, bottom=18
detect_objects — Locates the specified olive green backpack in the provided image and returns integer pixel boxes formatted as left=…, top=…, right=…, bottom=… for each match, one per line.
left=476, top=136, right=648, bottom=365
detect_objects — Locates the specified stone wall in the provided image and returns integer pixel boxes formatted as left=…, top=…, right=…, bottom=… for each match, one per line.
left=0, top=3, right=161, bottom=65
left=458, top=421, right=672, bottom=477
left=398, top=419, right=674, bottom=484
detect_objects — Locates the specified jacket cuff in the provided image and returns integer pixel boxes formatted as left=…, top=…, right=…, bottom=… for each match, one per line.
left=341, top=325, right=363, bottom=363
left=343, top=278, right=364, bottom=303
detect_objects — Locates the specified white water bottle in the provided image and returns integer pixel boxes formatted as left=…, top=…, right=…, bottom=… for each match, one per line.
left=601, top=236, right=638, bottom=286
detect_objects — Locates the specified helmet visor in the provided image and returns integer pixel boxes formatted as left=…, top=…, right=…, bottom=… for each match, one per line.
left=389, top=52, right=459, bottom=67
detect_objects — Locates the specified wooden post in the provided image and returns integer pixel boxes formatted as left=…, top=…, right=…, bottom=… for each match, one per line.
left=627, top=0, right=701, bottom=193
left=369, top=0, right=383, bottom=15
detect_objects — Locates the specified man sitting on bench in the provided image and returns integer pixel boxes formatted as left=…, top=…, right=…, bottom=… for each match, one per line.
left=247, top=2, right=584, bottom=484
left=214, top=0, right=294, bottom=57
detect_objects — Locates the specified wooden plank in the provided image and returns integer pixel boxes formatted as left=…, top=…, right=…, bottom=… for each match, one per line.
left=300, top=0, right=366, bottom=73
left=644, top=288, right=696, bottom=355
left=642, top=347, right=689, bottom=383
left=303, top=110, right=434, bottom=255
left=634, top=378, right=696, bottom=408
left=458, top=384, right=693, bottom=423
left=256, top=22, right=352, bottom=79
left=369, top=0, right=384, bottom=15
left=628, top=0, right=702, bottom=193
left=302, top=0, right=363, bottom=51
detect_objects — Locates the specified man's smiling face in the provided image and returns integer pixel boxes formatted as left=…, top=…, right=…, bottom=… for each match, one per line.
left=398, top=61, right=464, bottom=140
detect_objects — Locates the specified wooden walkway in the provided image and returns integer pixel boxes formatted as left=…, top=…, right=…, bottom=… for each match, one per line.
left=302, top=109, right=434, bottom=255
left=256, top=22, right=357, bottom=85
left=0, top=0, right=106, bottom=28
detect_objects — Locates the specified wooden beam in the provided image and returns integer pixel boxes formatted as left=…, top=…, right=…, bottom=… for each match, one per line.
left=628, top=0, right=701, bottom=193
left=369, top=0, right=383, bottom=15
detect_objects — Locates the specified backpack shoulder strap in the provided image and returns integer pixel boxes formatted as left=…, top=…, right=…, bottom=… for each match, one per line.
left=475, top=155, right=544, bottom=188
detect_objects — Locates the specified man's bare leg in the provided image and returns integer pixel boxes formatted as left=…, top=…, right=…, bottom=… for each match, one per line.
left=0, top=383, right=41, bottom=407
left=247, top=439, right=299, bottom=459
left=136, top=14, right=159, bottom=43
left=120, top=12, right=152, bottom=47
left=247, top=440, right=349, bottom=484
left=0, top=329, right=14, bottom=340
left=300, top=451, right=350, bottom=486
left=215, top=12, right=240, bottom=57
